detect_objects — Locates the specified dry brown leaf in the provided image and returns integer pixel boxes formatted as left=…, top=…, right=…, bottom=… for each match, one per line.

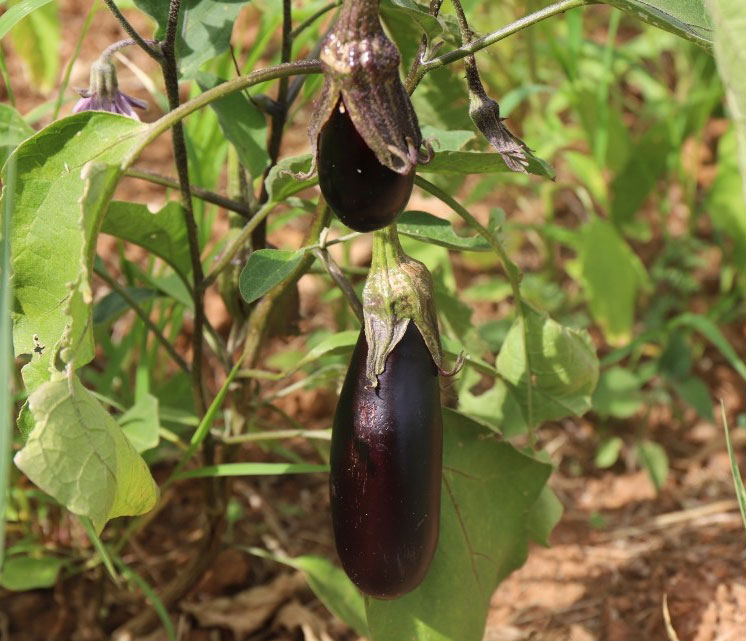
left=274, top=600, right=334, bottom=641
left=181, top=572, right=305, bottom=640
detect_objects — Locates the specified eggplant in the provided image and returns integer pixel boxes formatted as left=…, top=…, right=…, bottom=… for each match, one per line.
left=330, top=323, right=442, bottom=598
left=317, top=99, right=415, bottom=233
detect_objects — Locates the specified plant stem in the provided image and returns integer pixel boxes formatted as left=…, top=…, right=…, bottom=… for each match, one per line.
left=125, top=168, right=251, bottom=217
left=290, top=1, right=340, bottom=39
left=404, top=0, right=443, bottom=93
left=214, top=428, right=332, bottom=444
left=102, top=0, right=163, bottom=61
left=414, top=176, right=536, bottom=442
left=203, top=202, right=277, bottom=288
left=123, top=61, right=322, bottom=170
left=94, top=265, right=190, bottom=374
left=101, top=37, right=159, bottom=62
left=254, top=0, right=294, bottom=250
left=311, top=247, right=363, bottom=322
left=415, top=0, right=590, bottom=82
left=160, top=0, right=206, bottom=416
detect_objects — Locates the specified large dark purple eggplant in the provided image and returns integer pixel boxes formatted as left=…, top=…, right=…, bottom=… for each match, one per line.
left=317, top=99, right=415, bottom=233
left=330, top=323, right=442, bottom=599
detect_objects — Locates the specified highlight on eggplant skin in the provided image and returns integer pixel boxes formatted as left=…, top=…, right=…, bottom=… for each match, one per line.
left=317, top=99, right=415, bottom=233
left=329, top=322, right=442, bottom=599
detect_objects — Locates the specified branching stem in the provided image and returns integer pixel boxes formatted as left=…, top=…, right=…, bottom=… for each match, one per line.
left=102, top=0, right=163, bottom=61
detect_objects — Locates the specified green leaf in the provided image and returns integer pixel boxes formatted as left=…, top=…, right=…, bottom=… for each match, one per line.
left=420, top=126, right=475, bottom=152
left=291, top=330, right=359, bottom=372
left=636, top=439, right=668, bottom=491
left=496, top=305, right=599, bottom=429
left=119, top=394, right=160, bottom=454
left=577, top=218, right=648, bottom=345
left=419, top=150, right=555, bottom=179
left=175, top=463, right=329, bottom=479
left=14, top=375, right=159, bottom=533
left=0, top=103, right=33, bottom=170
left=365, top=409, right=552, bottom=641
left=0, top=0, right=53, bottom=39
left=4, top=112, right=144, bottom=393
left=592, top=366, right=644, bottom=419
left=103, top=201, right=191, bottom=283
left=603, top=0, right=712, bottom=48
left=526, top=485, right=564, bottom=547
left=398, top=211, right=491, bottom=252
left=671, top=376, right=714, bottom=421
left=265, top=154, right=317, bottom=203
left=133, top=0, right=251, bottom=77
left=8, top=0, right=59, bottom=89
left=281, top=555, right=368, bottom=637
left=239, top=249, right=303, bottom=305
left=595, top=436, right=624, bottom=468
left=196, top=72, right=269, bottom=178
left=707, top=0, right=746, bottom=209
left=0, top=555, right=65, bottom=591
left=670, top=313, right=746, bottom=384
left=380, top=0, right=443, bottom=44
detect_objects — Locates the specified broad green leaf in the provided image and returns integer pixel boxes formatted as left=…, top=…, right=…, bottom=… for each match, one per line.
left=707, top=0, right=746, bottom=209
left=398, top=211, right=491, bottom=251
left=636, top=439, right=668, bottom=491
left=8, top=0, right=59, bottom=89
left=103, top=201, right=191, bottom=282
left=0, top=0, right=53, bottom=39
left=671, top=376, right=714, bottom=421
left=592, top=366, right=644, bottom=418
left=577, top=218, right=648, bottom=345
left=0, top=103, right=33, bottom=169
left=15, top=375, right=159, bottom=533
left=133, top=0, right=251, bottom=77
left=197, top=72, right=269, bottom=178
left=365, top=409, right=552, bottom=641
left=4, top=112, right=144, bottom=393
left=265, top=154, right=317, bottom=203
left=525, top=486, right=563, bottom=547
left=380, top=0, right=443, bottom=44
left=496, top=305, right=599, bottom=429
left=0, top=555, right=65, bottom=591
left=119, top=394, right=160, bottom=453
left=419, top=150, right=555, bottom=179
left=420, top=126, right=475, bottom=152
left=93, top=287, right=161, bottom=328
left=602, top=0, right=712, bottom=48
left=239, top=249, right=303, bottom=304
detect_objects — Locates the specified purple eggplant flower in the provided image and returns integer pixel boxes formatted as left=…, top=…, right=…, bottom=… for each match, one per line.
left=73, top=59, right=147, bottom=120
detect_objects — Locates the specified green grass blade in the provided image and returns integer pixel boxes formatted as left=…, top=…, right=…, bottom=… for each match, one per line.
left=0, top=154, right=16, bottom=568
left=80, top=517, right=120, bottom=585
left=113, top=556, right=177, bottom=641
left=174, top=462, right=329, bottom=480
left=0, top=0, right=54, bottom=40
left=721, top=401, right=746, bottom=535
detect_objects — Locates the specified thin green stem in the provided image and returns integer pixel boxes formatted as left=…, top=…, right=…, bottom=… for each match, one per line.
left=404, top=0, right=443, bottom=93
left=122, top=61, right=322, bottom=170
left=203, top=202, right=276, bottom=288
left=125, top=168, right=251, bottom=217
left=311, top=247, right=363, bottom=322
left=94, top=265, right=190, bottom=374
left=416, top=0, right=590, bottom=82
left=0, top=48, right=15, bottom=107
left=415, top=176, right=536, bottom=442
left=214, top=428, right=332, bottom=444
left=291, top=1, right=340, bottom=39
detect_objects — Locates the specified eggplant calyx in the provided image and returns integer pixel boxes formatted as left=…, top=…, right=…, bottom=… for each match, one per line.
left=362, top=224, right=451, bottom=387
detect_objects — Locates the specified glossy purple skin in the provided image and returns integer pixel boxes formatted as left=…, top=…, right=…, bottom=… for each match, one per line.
left=330, top=324, right=442, bottom=598
left=317, top=100, right=415, bottom=232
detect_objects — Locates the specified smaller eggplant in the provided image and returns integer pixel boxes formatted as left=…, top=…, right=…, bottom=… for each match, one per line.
left=330, top=322, right=442, bottom=599
left=317, top=99, right=415, bottom=232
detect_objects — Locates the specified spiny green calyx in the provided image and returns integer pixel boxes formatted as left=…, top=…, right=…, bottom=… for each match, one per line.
left=362, top=225, right=458, bottom=387
left=307, top=0, right=431, bottom=177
